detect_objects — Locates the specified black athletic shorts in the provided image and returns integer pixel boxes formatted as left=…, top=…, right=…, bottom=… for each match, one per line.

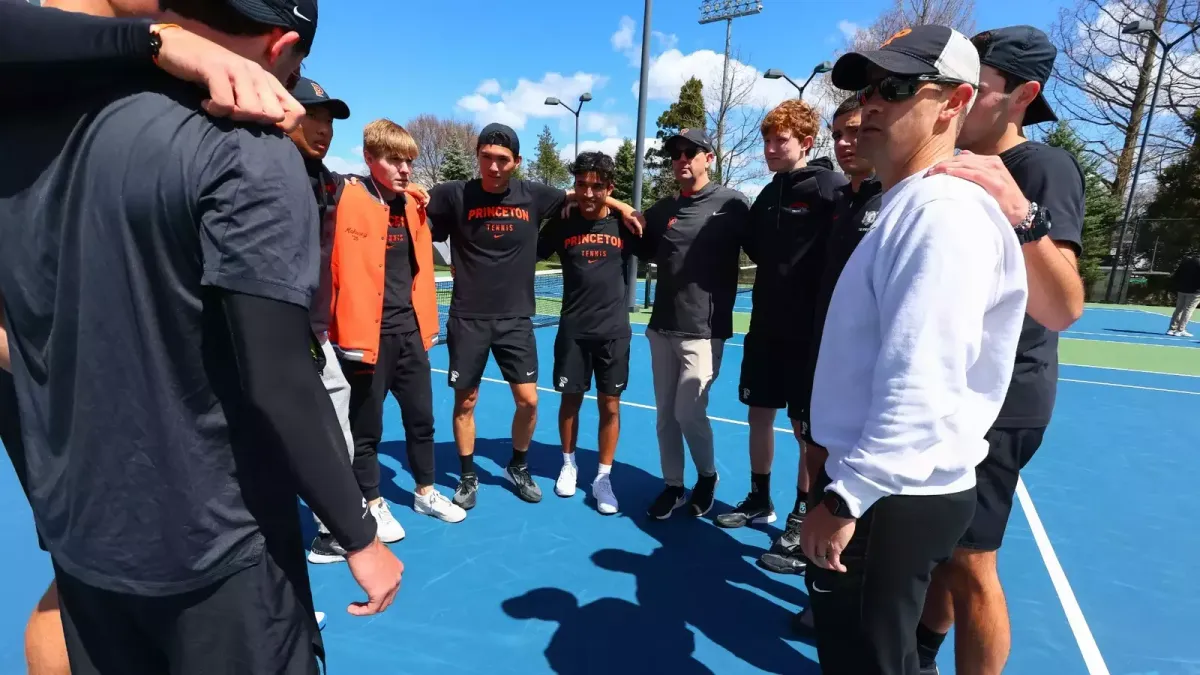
left=738, top=331, right=809, bottom=420
left=446, top=316, right=538, bottom=389
left=958, top=426, right=1046, bottom=551
left=553, top=333, right=630, bottom=396
left=54, top=549, right=322, bottom=675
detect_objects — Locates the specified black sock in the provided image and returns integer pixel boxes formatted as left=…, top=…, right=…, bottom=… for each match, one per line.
left=459, top=454, right=475, bottom=475
left=750, top=472, right=771, bottom=502
left=916, top=622, right=947, bottom=668
left=793, top=488, right=809, bottom=516
left=509, top=447, right=528, bottom=468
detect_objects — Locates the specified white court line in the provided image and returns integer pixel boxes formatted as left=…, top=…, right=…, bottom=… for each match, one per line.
left=1061, top=335, right=1198, bottom=350
left=1015, top=479, right=1111, bottom=675
left=436, top=365, right=1112, bottom=673
left=1060, top=377, right=1200, bottom=395
left=1060, top=362, right=1200, bottom=378
left=1062, top=329, right=1198, bottom=344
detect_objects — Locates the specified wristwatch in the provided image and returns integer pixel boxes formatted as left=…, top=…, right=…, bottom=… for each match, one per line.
left=1014, top=201, right=1052, bottom=245
left=822, top=490, right=856, bottom=520
left=148, top=23, right=181, bottom=65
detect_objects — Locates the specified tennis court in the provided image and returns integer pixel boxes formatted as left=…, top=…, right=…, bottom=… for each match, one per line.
left=1, top=279, right=1197, bottom=674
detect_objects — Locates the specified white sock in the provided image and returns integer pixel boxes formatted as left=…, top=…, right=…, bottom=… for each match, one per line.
left=563, top=452, right=577, bottom=467
left=597, top=463, right=612, bottom=476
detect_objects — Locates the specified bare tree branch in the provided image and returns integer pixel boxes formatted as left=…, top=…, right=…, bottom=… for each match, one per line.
left=407, top=115, right=479, bottom=186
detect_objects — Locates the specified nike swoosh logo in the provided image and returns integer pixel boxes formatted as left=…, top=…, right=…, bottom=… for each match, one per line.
left=712, top=211, right=726, bottom=216
left=526, top=371, right=536, bottom=376
left=293, top=6, right=311, bottom=21
left=811, top=583, right=832, bottom=594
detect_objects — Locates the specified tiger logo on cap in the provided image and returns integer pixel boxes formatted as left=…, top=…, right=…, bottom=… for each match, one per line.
left=311, top=82, right=326, bottom=97
left=881, top=28, right=912, bottom=47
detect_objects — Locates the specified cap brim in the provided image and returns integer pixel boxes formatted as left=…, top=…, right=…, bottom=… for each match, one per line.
left=1022, top=91, right=1057, bottom=126
left=320, top=99, right=351, bottom=120
left=664, top=134, right=711, bottom=154
left=831, top=50, right=940, bottom=91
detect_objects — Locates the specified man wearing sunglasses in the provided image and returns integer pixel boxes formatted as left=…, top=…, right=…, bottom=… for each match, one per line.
left=636, top=128, right=751, bottom=520
left=799, top=25, right=1029, bottom=674
left=916, top=26, right=1085, bottom=675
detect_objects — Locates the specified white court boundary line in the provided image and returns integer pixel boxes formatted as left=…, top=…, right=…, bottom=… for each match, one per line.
left=434, top=365, right=1113, bottom=673
left=1015, top=479, right=1111, bottom=675
left=1060, top=378, right=1200, bottom=395
left=1060, top=362, right=1200, bottom=378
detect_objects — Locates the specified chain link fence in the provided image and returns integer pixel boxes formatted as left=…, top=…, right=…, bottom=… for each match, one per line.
left=1096, top=217, right=1200, bottom=305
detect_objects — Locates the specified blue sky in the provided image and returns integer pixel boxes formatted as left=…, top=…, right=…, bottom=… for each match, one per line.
left=306, top=0, right=1074, bottom=177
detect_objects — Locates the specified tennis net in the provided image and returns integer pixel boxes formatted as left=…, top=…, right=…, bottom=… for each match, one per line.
left=433, top=269, right=565, bottom=344
left=641, top=263, right=756, bottom=309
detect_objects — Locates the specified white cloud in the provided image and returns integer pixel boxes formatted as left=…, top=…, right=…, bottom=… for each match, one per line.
left=455, top=72, right=609, bottom=132
left=837, top=20, right=861, bottom=43
left=582, top=111, right=626, bottom=137
left=611, top=16, right=635, bottom=52
left=559, top=137, right=627, bottom=163
left=637, top=47, right=810, bottom=111
left=653, top=31, right=679, bottom=51
left=325, top=145, right=366, bottom=176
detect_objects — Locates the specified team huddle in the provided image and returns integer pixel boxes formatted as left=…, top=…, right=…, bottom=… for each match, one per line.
left=1, top=2, right=1089, bottom=675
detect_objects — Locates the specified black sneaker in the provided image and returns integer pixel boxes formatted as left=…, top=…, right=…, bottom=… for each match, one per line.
left=689, top=473, right=719, bottom=517
left=790, top=607, right=815, bottom=636
left=505, top=463, right=543, bottom=503
left=715, top=493, right=776, bottom=528
left=647, top=485, right=686, bottom=520
left=307, top=533, right=347, bottom=565
left=758, top=512, right=809, bottom=575
left=453, top=472, right=479, bottom=510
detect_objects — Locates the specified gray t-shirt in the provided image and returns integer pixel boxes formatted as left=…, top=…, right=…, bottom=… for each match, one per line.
left=0, top=74, right=319, bottom=595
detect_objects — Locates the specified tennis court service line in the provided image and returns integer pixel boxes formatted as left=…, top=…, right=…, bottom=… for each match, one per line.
left=1061, top=363, right=1200, bottom=378
left=1059, top=378, right=1200, bottom=395
left=1015, top=478, right=1111, bottom=675
left=429, top=368, right=794, bottom=434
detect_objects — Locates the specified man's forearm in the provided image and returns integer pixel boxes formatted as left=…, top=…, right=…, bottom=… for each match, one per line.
left=1022, top=238, right=1083, bottom=332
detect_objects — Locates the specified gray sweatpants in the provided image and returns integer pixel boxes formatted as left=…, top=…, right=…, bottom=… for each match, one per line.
left=1170, top=292, right=1200, bottom=332
left=316, top=336, right=355, bottom=534
left=647, top=328, right=725, bottom=487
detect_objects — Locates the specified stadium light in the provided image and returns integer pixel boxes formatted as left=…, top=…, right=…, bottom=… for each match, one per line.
left=1105, top=20, right=1200, bottom=301
left=544, top=93, right=593, bottom=163
left=698, top=1, right=765, bottom=183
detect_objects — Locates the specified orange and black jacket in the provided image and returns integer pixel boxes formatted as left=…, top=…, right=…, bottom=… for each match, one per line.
left=328, top=177, right=439, bottom=364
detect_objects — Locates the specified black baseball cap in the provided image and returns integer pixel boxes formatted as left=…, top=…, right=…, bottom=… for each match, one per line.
left=972, top=26, right=1058, bottom=126
left=290, top=76, right=349, bottom=119
left=226, top=0, right=319, bottom=51
left=664, top=127, right=715, bottom=154
left=832, top=24, right=980, bottom=92
left=477, top=122, right=521, bottom=156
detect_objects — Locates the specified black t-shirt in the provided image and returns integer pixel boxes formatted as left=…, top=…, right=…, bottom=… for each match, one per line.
left=0, top=75, right=320, bottom=595
left=305, top=158, right=345, bottom=336
left=537, top=211, right=634, bottom=340
left=427, top=178, right=567, bottom=319
left=381, top=194, right=417, bottom=334
left=995, top=141, right=1086, bottom=428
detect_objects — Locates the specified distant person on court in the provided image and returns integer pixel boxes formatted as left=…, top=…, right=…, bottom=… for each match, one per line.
left=1167, top=252, right=1200, bottom=336
left=536, top=151, right=637, bottom=515
left=717, top=99, right=846, bottom=540
left=800, top=26, right=1028, bottom=674
left=317, top=119, right=466, bottom=566
left=915, top=26, right=1086, bottom=675
left=636, top=128, right=751, bottom=521
left=758, top=94, right=882, bottom=580
left=0, top=0, right=406, bottom=672
left=425, top=123, right=641, bottom=510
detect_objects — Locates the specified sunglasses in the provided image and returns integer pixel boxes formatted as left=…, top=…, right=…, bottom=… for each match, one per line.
left=857, top=75, right=969, bottom=105
left=669, top=146, right=702, bottom=161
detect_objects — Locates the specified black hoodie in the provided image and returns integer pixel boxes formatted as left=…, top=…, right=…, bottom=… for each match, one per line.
left=744, top=165, right=848, bottom=341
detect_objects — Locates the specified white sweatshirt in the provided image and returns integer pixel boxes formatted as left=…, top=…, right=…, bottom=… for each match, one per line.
left=810, top=170, right=1028, bottom=518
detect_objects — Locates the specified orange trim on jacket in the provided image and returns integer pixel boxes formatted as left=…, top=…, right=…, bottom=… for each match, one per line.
left=328, top=178, right=438, bottom=365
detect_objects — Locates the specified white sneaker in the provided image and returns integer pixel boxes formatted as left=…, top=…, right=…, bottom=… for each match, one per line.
left=370, top=500, right=405, bottom=543
left=414, top=489, right=467, bottom=523
left=1168, top=330, right=1181, bottom=336
left=593, top=474, right=618, bottom=515
left=555, top=462, right=578, bottom=497
left=1182, top=330, right=1194, bottom=337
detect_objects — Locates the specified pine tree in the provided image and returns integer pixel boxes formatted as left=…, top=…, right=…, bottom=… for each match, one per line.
left=645, top=77, right=706, bottom=204
left=1043, top=121, right=1121, bottom=296
left=528, top=125, right=570, bottom=188
left=439, top=143, right=474, bottom=182
left=613, top=138, right=636, bottom=207
left=1143, top=109, right=1200, bottom=271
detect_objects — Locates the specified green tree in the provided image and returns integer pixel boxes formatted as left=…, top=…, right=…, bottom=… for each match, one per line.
left=1143, top=108, right=1200, bottom=272
left=511, top=163, right=527, bottom=181
left=612, top=138, right=636, bottom=206
left=528, top=125, right=570, bottom=188
left=645, top=77, right=706, bottom=204
left=1043, top=121, right=1121, bottom=296
left=439, top=143, right=474, bottom=182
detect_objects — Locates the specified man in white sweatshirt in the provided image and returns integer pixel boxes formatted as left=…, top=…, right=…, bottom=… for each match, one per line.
left=799, top=25, right=1029, bottom=675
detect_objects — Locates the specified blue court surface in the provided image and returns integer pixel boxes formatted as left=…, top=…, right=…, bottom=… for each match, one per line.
left=2, top=304, right=1198, bottom=674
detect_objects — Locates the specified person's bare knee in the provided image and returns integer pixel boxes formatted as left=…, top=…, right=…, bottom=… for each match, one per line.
left=454, top=388, right=478, bottom=418
left=26, top=581, right=69, bottom=675
left=950, top=548, right=999, bottom=595
left=511, top=383, right=538, bottom=411
left=597, top=394, right=621, bottom=418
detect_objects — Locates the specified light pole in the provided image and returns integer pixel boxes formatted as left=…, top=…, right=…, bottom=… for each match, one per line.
left=628, top=0, right=653, bottom=311
left=699, top=1, right=764, bottom=183
left=763, top=62, right=832, bottom=99
left=1106, top=19, right=1200, bottom=302
left=544, top=93, right=593, bottom=163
